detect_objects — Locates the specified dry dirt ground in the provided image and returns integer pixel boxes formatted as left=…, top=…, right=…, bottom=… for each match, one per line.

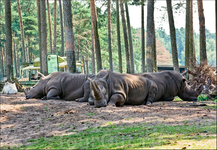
left=0, top=93, right=216, bottom=147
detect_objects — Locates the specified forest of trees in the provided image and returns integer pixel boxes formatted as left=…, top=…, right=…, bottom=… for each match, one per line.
left=0, top=0, right=216, bottom=80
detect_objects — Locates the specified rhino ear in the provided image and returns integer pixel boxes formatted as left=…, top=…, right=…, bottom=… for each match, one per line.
left=182, top=78, right=186, bottom=83
left=102, top=74, right=109, bottom=81
left=37, top=71, right=45, bottom=79
left=87, top=77, right=92, bottom=82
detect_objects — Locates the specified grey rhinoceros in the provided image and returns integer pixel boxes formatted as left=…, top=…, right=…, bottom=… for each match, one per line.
left=88, top=70, right=157, bottom=107
left=25, top=72, right=95, bottom=102
left=140, top=71, right=203, bottom=104
left=88, top=70, right=203, bottom=108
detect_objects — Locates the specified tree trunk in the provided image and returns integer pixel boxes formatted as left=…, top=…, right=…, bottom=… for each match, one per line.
left=91, top=19, right=96, bottom=74
left=82, top=56, right=86, bottom=74
left=76, top=39, right=80, bottom=60
left=116, top=0, right=122, bottom=73
left=28, top=34, right=31, bottom=63
left=86, top=58, right=89, bottom=74
left=216, top=0, right=217, bottom=69
left=63, top=0, right=76, bottom=73
left=153, top=17, right=157, bottom=72
left=141, top=0, right=145, bottom=72
left=166, top=0, right=179, bottom=72
left=146, top=0, right=154, bottom=72
left=53, top=0, right=57, bottom=54
left=197, top=0, right=207, bottom=64
left=0, top=32, right=4, bottom=77
left=40, top=0, right=47, bottom=75
left=189, top=0, right=195, bottom=69
left=17, top=0, right=26, bottom=63
left=185, top=0, right=190, bottom=68
left=108, top=0, right=113, bottom=71
left=13, top=33, right=17, bottom=77
left=59, top=0, right=64, bottom=56
left=125, top=2, right=134, bottom=73
left=120, top=0, right=131, bottom=73
left=46, top=0, right=52, bottom=53
left=5, top=0, right=13, bottom=81
left=36, top=0, right=42, bottom=71
left=90, top=0, right=102, bottom=72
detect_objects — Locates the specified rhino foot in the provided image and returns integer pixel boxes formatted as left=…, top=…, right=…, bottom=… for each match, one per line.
left=75, top=97, right=87, bottom=102
left=145, top=100, right=152, bottom=106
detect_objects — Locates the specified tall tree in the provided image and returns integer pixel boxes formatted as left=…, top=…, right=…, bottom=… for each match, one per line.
left=59, top=0, right=64, bottom=56
left=0, top=0, right=4, bottom=77
left=125, top=2, right=134, bottom=73
left=197, top=0, right=207, bottom=63
left=185, top=0, right=190, bottom=68
left=46, top=0, right=52, bottom=53
left=91, top=20, right=95, bottom=74
left=13, top=33, right=17, bottom=77
left=53, top=0, right=57, bottom=54
left=108, top=0, right=113, bottom=71
left=5, top=0, right=13, bottom=80
left=166, top=0, right=179, bottom=72
left=36, top=0, right=42, bottom=71
left=40, top=0, right=47, bottom=75
left=146, top=0, right=154, bottom=72
left=189, top=0, right=195, bottom=66
left=141, top=0, right=145, bottom=72
left=116, top=0, right=122, bottom=73
left=90, top=0, right=102, bottom=72
left=153, top=17, right=157, bottom=72
left=120, top=0, right=131, bottom=73
left=63, top=0, right=76, bottom=73
left=17, top=0, right=26, bottom=63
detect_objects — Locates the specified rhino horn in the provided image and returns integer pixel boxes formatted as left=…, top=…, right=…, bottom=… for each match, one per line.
left=24, top=88, right=28, bottom=95
left=90, top=81, right=101, bottom=100
left=37, top=71, right=45, bottom=78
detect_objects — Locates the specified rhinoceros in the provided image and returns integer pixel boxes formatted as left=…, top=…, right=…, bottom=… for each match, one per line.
left=25, top=72, right=95, bottom=102
left=88, top=70, right=157, bottom=108
left=88, top=70, right=203, bottom=108
left=140, top=71, right=203, bottom=104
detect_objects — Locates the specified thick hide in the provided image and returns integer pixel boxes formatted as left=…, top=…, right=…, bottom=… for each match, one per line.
left=88, top=70, right=157, bottom=107
left=25, top=72, right=95, bottom=101
left=140, top=71, right=203, bottom=102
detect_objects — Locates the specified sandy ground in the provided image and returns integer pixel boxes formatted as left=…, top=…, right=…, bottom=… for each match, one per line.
left=0, top=93, right=216, bottom=147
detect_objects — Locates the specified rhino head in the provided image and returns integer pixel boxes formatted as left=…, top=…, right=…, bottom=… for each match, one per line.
left=88, top=74, right=109, bottom=108
left=25, top=72, right=46, bottom=99
left=178, top=78, right=204, bottom=101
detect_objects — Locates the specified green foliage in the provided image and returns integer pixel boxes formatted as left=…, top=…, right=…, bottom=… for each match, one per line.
left=197, top=94, right=208, bottom=101
left=6, top=122, right=216, bottom=149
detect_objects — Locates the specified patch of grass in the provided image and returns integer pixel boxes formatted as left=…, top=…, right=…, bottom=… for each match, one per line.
left=87, top=113, right=95, bottom=116
left=197, top=94, right=209, bottom=101
left=8, top=122, right=216, bottom=149
left=173, top=97, right=182, bottom=101
left=202, top=104, right=217, bottom=110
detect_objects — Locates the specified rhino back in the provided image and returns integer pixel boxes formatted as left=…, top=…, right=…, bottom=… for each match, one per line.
left=108, top=72, right=149, bottom=105
left=142, top=71, right=182, bottom=101
left=46, top=73, right=89, bottom=98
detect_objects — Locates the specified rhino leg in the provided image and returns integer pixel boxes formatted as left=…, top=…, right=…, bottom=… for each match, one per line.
left=145, top=81, right=157, bottom=105
left=75, top=80, right=90, bottom=102
left=108, top=94, right=125, bottom=107
left=46, top=88, right=60, bottom=100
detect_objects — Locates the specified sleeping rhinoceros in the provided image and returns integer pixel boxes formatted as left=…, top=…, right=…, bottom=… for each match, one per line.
left=25, top=72, right=95, bottom=102
left=140, top=71, right=203, bottom=104
left=88, top=70, right=157, bottom=108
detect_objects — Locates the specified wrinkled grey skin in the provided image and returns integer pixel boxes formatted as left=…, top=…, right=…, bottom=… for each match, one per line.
left=139, top=71, right=203, bottom=103
left=88, top=70, right=158, bottom=108
left=24, top=72, right=95, bottom=101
